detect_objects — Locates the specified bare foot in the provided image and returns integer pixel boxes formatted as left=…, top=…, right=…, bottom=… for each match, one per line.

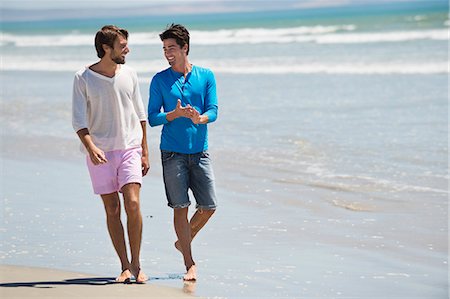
left=115, top=269, right=132, bottom=284
left=131, top=266, right=148, bottom=284
left=183, top=264, right=197, bottom=281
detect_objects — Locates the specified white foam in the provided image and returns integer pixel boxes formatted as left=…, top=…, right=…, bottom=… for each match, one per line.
left=203, top=61, right=448, bottom=75
left=0, top=33, right=93, bottom=47
left=2, top=55, right=447, bottom=75
left=314, top=29, right=448, bottom=44
left=1, top=26, right=447, bottom=47
left=1, top=25, right=354, bottom=47
left=1, top=58, right=94, bottom=71
left=386, top=273, right=411, bottom=277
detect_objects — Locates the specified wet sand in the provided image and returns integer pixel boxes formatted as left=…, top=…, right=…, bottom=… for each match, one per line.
left=0, top=264, right=198, bottom=298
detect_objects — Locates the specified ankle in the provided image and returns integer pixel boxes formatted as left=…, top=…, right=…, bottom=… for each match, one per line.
left=121, top=263, right=131, bottom=272
left=186, top=262, right=195, bottom=271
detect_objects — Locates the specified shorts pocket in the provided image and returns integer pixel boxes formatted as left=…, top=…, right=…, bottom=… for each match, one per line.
left=161, top=151, right=175, bottom=162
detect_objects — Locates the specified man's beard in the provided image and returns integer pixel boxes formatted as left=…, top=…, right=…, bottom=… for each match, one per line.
left=111, top=53, right=125, bottom=64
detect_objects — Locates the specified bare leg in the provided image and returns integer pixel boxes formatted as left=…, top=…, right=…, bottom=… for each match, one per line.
left=122, top=183, right=147, bottom=283
left=101, top=193, right=132, bottom=283
left=173, top=207, right=196, bottom=281
left=175, top=209, right=215, bottom=252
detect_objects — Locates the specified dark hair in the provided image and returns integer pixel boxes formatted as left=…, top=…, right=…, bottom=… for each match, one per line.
left=94, top=25, right=129, bottom=58
left=159, top=23, right=190, bottom=55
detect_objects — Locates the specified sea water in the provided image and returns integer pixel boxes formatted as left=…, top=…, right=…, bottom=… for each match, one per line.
left=1, top=1, right=448, bottom=298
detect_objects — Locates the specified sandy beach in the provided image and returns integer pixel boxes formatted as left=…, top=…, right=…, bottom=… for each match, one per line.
left=0, top=264, right=199, bottom=298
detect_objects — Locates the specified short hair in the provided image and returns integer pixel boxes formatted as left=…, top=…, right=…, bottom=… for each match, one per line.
left=94, top=25, right=129, bottom=58
left=159, top=23, right=190, bottom=55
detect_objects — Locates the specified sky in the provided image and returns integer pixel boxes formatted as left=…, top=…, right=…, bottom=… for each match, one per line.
left=0, top=0, right=442, bottom=22
left=1, top=0, right=434, bottom=9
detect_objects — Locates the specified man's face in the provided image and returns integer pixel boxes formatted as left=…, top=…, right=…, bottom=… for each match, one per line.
left=110, top=35, right=129, bottom=64
left=162, top=38, right=187, bottom=66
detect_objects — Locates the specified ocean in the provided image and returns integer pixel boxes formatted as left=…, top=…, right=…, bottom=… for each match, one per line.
left=1, top=1, right=448, bottom=298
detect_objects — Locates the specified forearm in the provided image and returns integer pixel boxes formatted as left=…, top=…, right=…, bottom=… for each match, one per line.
left=148, top=111, right=168, bottom=127
left=203, top=107, right=217, bottom=123
left=140, top=121, right=149, bottom=156
left=77, top=129, right=107, bottom=164
left=76, top=128, right=97, bottom=152
left=139, top=121, right=150, bottom=176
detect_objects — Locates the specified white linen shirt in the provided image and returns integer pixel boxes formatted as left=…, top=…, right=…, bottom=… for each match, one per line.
left=72, top=65, right=146, bottom=153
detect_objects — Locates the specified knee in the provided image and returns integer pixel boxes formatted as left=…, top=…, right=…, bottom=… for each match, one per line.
left=104, top=203, right=121, bottom=219
left=174, top=207, right=189, bottom=221
left=125, top=198, right=140, bottom=215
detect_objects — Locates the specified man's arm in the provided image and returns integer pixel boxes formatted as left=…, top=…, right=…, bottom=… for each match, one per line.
left=72, top=73, right=106, bottom=165
left=148, top=77, right=169, bottom=127
left=140, top=121, right=150, bottom=176
left=190, top=70, right=218, bottom=125
left=76, top=128, right=108, bottom=165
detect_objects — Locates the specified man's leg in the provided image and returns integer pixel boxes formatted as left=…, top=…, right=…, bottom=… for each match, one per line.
left=161, top=151, right=194, bottom=279
left=101, top=193, right=132, bottom=283
left=175, top=209, right=215, bottom=252
left=175, top=151, right=217, bottom=254
left=122, top=183, right=147, bottom=283
left=174, top=207, right=196, bottom=281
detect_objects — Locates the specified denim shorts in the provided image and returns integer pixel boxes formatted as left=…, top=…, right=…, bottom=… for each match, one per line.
left=161, top=150, right=218, bottom=210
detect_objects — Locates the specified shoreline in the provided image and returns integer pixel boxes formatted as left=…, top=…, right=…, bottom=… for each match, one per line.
left=0, top=264, right=198, bottom=298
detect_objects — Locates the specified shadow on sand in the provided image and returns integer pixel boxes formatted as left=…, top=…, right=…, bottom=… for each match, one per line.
left=0, top=273, right=187, bottom=289
left=0, top=277, right=117, bottom=288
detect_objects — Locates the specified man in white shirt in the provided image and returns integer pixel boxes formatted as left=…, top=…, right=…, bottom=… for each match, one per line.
left=72, top=25, right=149, bottom=284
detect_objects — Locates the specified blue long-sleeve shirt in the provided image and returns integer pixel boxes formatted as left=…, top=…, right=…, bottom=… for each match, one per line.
left=148, top=65, right=218, bottom=154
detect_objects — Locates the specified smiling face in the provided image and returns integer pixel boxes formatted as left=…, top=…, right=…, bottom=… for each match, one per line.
left=162, top=38, right=187, bottom=67
left=108, top=34, right=129, bottom=64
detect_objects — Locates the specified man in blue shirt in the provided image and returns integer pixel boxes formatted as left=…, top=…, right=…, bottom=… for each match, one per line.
left=148, top=24, right=218, bottom=281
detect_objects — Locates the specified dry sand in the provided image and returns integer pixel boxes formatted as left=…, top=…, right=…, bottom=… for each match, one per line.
left=0, top=264, right=198, bottom=298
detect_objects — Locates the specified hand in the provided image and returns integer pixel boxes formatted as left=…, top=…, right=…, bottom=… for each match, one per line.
left=169, top=99, right=206, bottom=124
left=88, top=145, right=108, bottom=165
left=175, top=99, right=193, bottom=118
left=141, top=155, right=150, bottom=176
left=189, top=108, right=208, bottom=124
left=190, top=108, right=202, bottom=124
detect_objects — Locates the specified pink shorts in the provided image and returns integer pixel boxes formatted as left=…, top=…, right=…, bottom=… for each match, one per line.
left=86, top=147, right=143, bottom=195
